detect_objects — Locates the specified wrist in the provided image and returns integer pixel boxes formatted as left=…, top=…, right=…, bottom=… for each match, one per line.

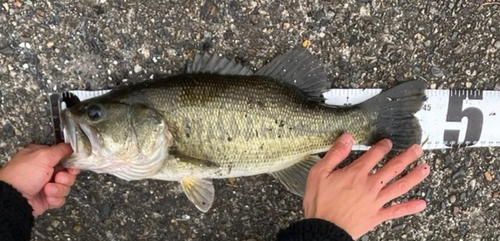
left=0, top=169, right=22, bottom=194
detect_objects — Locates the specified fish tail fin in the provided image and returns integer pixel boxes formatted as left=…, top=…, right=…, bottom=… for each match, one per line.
left=360, top=80, right=427, bottom=150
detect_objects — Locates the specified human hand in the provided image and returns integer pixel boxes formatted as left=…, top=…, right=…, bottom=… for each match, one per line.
left=0, top=143, right=80, bottom=216
left=303, top=133, right=429, bottom=240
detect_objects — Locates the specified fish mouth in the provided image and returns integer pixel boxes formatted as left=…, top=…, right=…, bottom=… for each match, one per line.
left=61, top=110, right=95, bottom=159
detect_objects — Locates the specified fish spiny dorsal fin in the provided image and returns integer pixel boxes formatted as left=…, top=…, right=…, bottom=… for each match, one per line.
left=269, top=155, right=321, bottom=196
left=187, top=52, right=254, bottom=76
left=255, top=47, right=330, bottom=99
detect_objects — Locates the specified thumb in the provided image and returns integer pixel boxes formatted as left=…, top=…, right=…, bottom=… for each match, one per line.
left=316, top=133, right=353, bottom=172
left=42, top=143, right=74, bottom=167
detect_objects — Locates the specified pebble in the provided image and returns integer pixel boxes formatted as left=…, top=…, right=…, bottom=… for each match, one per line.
left=74, top=225, right=82, bottom=232
left=468, top=179, right=477, bottom=189
left=495, top=83, right=500, bottom=90
left=466, top=82, right=472, bottom=88
left=453, top=206, right=460, bottom=213
left=484, top=171, right=493, bottom=182
left=2, top=123, right=15, bottom=138
left=43, top=125, right=52, bottom=138
left=431, top=66, right=444, bottom=77
left=495, top=41, right=500, bottom=49
left=392, top=223, right=406, bottom=230
left=0, top=45, right=14, bottom=56
left=51, top=220, right=60, bottom=228
left=19, top=42, right=31, bottom=49
left=449, top=195, right=457, bottom=204
left=451, top=167, right=466, bottom=181
left=413, top=66, right=422, bottom=74
left=360, top=235, right=369, bottom=241
left=2, top=3, right=8, bottom=11
left=46, top=41, right=55, bottom=48
left=494, top=191, right=500, bottom=198
left=133, top=65, right=143, bottom=73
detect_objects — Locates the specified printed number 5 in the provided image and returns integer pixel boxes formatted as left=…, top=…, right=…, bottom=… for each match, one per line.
left=443, top=91, right=483, bottom=147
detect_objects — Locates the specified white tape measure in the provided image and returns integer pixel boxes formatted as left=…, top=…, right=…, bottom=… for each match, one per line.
left=49, top=88, right=500, bottom=150
left=324, top=88, right=500, bottom=150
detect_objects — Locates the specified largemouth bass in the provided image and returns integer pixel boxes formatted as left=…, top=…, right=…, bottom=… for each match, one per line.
left=61, top=47, right=426, bottom=212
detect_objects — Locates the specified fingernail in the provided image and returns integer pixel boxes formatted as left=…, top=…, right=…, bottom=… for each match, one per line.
left=417, top=201, right=426, bottom=211
left=385, top=139, right=393, bottom=148
left=412, top=145, right=423, bottom=156
left=338, top=133, right=352, bottom=145
left=421, top=163, right=430, bottom=175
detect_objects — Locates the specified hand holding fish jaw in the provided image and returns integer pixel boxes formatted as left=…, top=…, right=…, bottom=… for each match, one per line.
left=303, top=133, right=429, bottom=240
left=0, top=143, right=80, bottom=216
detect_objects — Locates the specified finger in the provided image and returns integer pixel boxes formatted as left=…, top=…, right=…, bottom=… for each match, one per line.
left=377, top=199, right=426, bottom=222
left=351, top=139, right=392, bottom=173
left=44, top=183, right=71, bottom=197
left=47, top=196, right=66, bottom=209
left=54, top=171, right=77, bottom=186
left=42, top=143, right=74, bottom=167
left=377, top=163, right=430, bottom=203
left=373, top=144, right=423, bottom=185
left=67, top=168, right=81, bottom=175
left=314, top=133, right=353, bottom=173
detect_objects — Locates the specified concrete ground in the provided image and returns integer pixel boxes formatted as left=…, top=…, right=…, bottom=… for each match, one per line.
left=0, top=0, right=498, bottom=240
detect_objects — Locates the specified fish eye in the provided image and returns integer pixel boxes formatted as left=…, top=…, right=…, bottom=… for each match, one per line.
left=86, top=104, right=103, bottom=121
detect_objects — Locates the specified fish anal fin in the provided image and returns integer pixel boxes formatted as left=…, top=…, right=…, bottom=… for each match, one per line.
left=180, top=177, right=215, bottom=212
left=269, top=155, right=320, bottom=196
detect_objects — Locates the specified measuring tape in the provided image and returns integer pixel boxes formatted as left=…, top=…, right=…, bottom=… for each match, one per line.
left=49, top=88, right=500, bottom=150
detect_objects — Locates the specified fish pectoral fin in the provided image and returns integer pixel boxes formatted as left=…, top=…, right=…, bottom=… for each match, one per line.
left=172, top=151, right=220, bottom=168
left=180, top=177, right=215, bottom=212
left=269, top=155, right=321, bottom=196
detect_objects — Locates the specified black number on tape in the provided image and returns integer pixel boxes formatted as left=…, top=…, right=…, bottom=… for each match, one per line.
left=443, top=90, right=483, bottom=147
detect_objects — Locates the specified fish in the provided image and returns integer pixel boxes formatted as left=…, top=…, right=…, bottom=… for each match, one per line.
left=60, top=47, right=427, bottom=212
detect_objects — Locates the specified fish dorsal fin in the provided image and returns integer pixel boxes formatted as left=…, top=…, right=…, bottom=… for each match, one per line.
left=255, top=47, right=330, bottom=98
left=187, top=52, right=254, bottom=76
left=269, top=155, right=320, bottom=196
left=180, top=177, right=215, bottom=212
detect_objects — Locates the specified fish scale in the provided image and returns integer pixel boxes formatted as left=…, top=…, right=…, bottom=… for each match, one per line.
left=122, top=75, right=369, bottom=179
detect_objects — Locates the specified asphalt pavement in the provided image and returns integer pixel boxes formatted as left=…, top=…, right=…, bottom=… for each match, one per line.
left=0, top=0, right=498, bottom=240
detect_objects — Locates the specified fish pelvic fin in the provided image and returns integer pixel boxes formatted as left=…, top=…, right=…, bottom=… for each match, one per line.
left=360, top=80, right=427, bottom=150
left=255, top=47, right=330, bottom=101
left=180, top=177, right=215, bottom=213
left=269, top=155, right=320, bottom=196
